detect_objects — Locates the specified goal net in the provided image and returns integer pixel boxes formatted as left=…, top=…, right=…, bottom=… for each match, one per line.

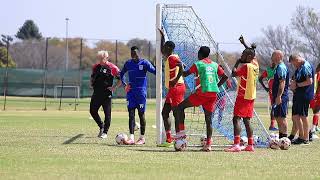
left=155, top=4, right=269, bottom=147
left=54, top=85, right=80, bottom=99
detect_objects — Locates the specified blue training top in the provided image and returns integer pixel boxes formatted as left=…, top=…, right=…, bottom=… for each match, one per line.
left=272, top=62, right=290, bottom=101
left=120, top=59, right=156, bottom=93
left=294, top=60, right=314, bottom=101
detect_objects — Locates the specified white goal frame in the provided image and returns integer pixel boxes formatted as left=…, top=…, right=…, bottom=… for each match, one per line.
left=54, top=85, right=80, bottom=99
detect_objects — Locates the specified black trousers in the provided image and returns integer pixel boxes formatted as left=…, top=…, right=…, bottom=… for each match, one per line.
left=90, top=93, right=112, bottom=134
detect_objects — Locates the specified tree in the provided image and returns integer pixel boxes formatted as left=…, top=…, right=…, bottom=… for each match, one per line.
left=291, top=6, right=320, bottom=64
left=0, top=47, right=16, bottom=68
left=256, top=25, right=304, bottom=69
left=16, top=20, right=42, bottom=40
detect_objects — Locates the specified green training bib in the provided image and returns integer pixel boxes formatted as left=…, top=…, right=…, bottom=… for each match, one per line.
left=195, top=61, right=220, bottom=93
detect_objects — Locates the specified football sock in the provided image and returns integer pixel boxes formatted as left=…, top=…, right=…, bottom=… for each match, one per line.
left=234, top=135, right=240, bottom=145
left=270, top=119, right=276, bottom=127
left=248, top=136, right=254, bottom=145
left=130, top=134, right=134, bottom=140
left=206, top=137, right=212, bottom=145
left=166, top=130, right=172, bottom=142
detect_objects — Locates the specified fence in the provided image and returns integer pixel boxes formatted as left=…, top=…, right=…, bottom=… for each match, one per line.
left=0, top=36, right=158, bottom=110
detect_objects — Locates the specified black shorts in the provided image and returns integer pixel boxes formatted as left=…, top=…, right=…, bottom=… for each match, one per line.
left=273, top=99, right=288, bottom=118
left=292, top=96, right=310, bottom=117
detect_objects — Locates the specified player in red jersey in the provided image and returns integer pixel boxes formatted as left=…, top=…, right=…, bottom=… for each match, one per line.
left=175, top=46, right=228, bottom=151
left=225, top=43, right=259, bottom=152
left=309, top=63, right=320, bottom=140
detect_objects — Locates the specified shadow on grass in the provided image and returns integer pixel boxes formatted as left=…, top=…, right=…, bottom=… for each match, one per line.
left=62, top=134, right=85, bottom=144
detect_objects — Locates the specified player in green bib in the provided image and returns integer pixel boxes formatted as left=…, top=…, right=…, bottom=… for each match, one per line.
left=175, top=46, right=228, bottom=152
left=259, top=63, right=278, bottom=131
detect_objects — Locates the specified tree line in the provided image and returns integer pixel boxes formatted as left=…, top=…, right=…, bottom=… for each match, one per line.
left=0, top=6, right=319, bottom=71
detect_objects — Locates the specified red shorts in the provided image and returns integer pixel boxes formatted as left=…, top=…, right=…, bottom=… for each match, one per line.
left=189, top=92, right=217, bottom=112
left=310, top=95, right=320, bottom=109
left=234, top=97, right=255, bottom=118
left=165, top=84, right=186, bottom=107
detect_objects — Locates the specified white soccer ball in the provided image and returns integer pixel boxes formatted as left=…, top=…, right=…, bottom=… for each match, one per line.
left=200, top=135, right=212, bottom=146
left=240, top=136, right=248, bottom=146
left=279, top=137, right=291, bottom=150
left=200, top=135, right=206, bottom=146
left=174, top=139, right=187, bottom=151
left=268, top=137, right=280, bottom=150
left=115, top=133, right=128, bottom=145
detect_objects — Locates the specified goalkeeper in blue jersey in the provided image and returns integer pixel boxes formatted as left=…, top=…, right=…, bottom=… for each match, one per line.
left=120, top=46, right=156, bottom=145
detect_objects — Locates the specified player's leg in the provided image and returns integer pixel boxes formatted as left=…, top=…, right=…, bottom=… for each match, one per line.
left=125, top=108, right=136, bottom=145
left=203, top=109, right=213, bottom=151
left=301, top=100, right=310, bottom=144
left=175, top=97, right=194, bottom=138
left=162, top=103, right=173, bottom=143
left=310, top=105, right=320, bottom=141
left=136, top=97, right=147, bottom=145
left=170, top=84, right=186, bottom=142
left=274, top=100, right=288, bottom=138
left=243, top=117, right=254, bottom=152
left=100, top=96, right=112, bottom=139
left=89, top=94, right=104, bottom=137
left=269, top=93, right=277, bottom=131
left=225, top=116, right=242, bottom=152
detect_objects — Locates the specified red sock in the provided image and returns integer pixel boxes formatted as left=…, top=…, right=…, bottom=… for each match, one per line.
left=206, top=137, right=212, bottom=145
left=248, top=136, right=254, bottom=145
left=271, top=119, right=276, bottom=127
left=166, top=130, right=172, bottom=142
left=313, top=115, right=319, bottom=126
left=234, top=135, right=240, bottom=145
left=178, top=123, right=185, bottom=131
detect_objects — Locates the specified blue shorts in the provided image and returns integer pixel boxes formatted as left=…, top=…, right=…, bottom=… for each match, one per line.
left=126, top=91, right=146, bottom=112
left=292, top=96, right=310, bottom=117
left=272, top=99, right=288, bottom=118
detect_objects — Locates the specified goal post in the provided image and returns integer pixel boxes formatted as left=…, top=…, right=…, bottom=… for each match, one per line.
left=155, top=3, right=164, bottom=145
left=54, top=85, right=80, bottom=99
left=155, top=4, right=269, bottom=147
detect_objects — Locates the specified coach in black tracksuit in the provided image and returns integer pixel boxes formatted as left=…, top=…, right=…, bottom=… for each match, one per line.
left=90, top=50, right=121, bottom=139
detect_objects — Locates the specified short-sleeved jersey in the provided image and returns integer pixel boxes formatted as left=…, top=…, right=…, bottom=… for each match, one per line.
left=234, top=61, right=259, bottom=100
left=294, top=60, right=314, bottom=100
left=187, top=58, right=224, bottom=97
left=261, top=67, right=275, bottom=91
left=164, top=54, right=184, bottom=89
left=91, top=61, right=120, bottom=95
left=120, top=59, right=156, bottom=93
left=272, top=62, right=289, bottom=101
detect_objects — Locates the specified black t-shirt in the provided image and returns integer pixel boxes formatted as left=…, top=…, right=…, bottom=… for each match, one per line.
left=91, top=62, right=120, bottom=95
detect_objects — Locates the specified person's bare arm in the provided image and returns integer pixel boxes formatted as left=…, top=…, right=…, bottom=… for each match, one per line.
left=259, top=76, right=269, bottom=92
left=217, top=74, right=228, bottom=87
left=275, top=79, right=285, bottom=105
left=296, top=77, right=313, bottom=87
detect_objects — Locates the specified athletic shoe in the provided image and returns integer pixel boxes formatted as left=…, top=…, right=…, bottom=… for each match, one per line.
left=316, top=126, right=320, bottom=132
left=157, top=141, right=174, bottom=148
left=240, top=145, right=246, bottom=151
left=97, top=128, right=104, bottom=138
left=292, top=138, right=304, bottom=145
left=303, top=140, right=310, bottom=145
left=202, top=144, right=212, bottom=152
left=269, top=126, right=278, bottom=131
left=135, top=137, right=145, bottom=145
left=124, top=139, right=135, bottom=145
left=224, top=144, right=241, bottom=152
left=100, top=133, right=107, bottom=139
left=244, top=145, right=255, bottom=152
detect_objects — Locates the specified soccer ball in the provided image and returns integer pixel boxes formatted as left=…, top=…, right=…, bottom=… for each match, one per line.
left=200, top=135, right=206, bottom=146
left=115, top=133, right=128, bottom=145
left=240, top=136, right=248, bottom=146
left=174, top=139, right=187, bottom=151
left=279, top=137, right=291, bottom=150
left=268, top=137, right=280, bottom=150
left=200, top=135, right=212, bottom=146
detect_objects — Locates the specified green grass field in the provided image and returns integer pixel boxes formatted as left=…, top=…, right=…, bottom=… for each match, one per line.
left=0, top=96, right=319, bottom=180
